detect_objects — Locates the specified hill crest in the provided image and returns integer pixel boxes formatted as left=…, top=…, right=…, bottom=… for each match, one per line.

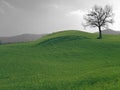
left=37, top=30, right=91, bottom=45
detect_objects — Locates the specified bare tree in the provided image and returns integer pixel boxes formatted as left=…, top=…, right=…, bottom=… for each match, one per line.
left=84, top=5, right=114, bottom=39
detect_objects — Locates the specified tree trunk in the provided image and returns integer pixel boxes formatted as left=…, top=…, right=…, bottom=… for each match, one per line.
left=97, top=26, right=102, bottom=39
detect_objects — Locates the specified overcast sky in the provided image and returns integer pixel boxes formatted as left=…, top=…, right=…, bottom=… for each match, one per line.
left=0, top=0, right=120, bottom=36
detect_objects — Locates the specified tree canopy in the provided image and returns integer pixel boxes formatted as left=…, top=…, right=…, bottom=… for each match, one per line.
left=84, top=5, right=114, bottom=39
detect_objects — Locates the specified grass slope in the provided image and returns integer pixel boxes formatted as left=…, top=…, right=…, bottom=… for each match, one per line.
left=0, top=30, right=120, bottom=90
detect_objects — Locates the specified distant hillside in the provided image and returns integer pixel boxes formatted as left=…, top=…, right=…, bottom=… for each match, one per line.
left=0, top=34, right=46, bottom=44
left=102, top=29, right=120, bottom=34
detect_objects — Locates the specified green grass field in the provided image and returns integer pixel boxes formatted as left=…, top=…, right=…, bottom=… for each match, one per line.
left=0, top=30, right=120, bottom=90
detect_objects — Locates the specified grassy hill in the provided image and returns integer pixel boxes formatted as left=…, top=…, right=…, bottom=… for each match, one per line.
left=0, top=30, right=120, bottom=90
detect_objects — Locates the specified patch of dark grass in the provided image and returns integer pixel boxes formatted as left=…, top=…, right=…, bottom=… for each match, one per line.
left=38, top=35, right=89, bottom=45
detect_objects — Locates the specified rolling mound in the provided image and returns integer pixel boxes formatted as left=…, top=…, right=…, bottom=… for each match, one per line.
left=37, top=30, right=92, bottom=45
left=0, top=30, right=120, bottom=90
left=39, top=35, right=88, bottom=45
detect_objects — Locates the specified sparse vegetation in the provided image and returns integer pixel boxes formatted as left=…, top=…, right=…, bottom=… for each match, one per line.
left=0, top=30, right=120, bottom=90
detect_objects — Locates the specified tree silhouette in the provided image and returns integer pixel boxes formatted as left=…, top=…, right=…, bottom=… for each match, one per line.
left=84, top=5, right=114, bottom=39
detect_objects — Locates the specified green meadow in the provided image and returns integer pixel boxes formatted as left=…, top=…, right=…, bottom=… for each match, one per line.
left=0, top=30, right=120, bottom=90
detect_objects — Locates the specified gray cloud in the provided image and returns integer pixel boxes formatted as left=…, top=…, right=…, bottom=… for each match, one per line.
left=0, top=0, right=119, bottom=36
